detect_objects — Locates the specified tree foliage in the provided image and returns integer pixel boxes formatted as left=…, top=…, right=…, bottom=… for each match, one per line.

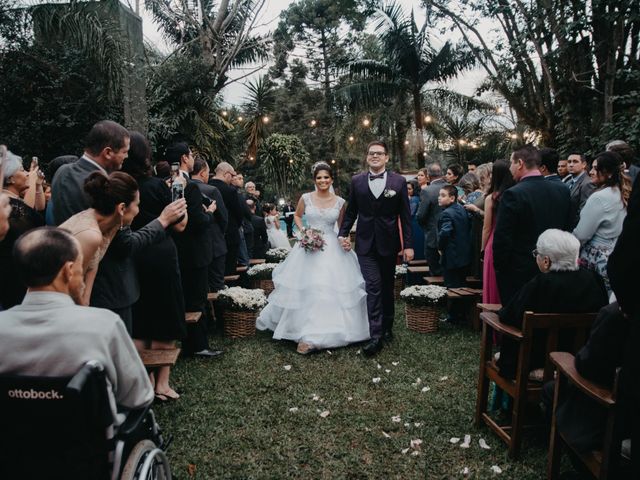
left=257, top=133, right=310, bottom=200
left=424, top=0, right=640, bottom=153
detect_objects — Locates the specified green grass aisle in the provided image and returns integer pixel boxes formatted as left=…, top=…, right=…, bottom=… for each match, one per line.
left=155, top=307, right=547, bottom=479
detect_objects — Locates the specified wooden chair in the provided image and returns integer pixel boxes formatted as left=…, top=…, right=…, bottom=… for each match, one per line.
left=547, top=352, right=627, bottom=479
left=474, top=303, right=502, bottom=332
left=446, top=287, right=483, bottom=327
left=475, top=311, right=597, bottom=457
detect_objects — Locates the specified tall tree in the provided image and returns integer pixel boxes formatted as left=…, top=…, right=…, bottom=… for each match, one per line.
left=340, top=1, right=474, bottom=166
left=241, top=74, right=276, bottom=162
left=424, top=0, right=640, bottom=152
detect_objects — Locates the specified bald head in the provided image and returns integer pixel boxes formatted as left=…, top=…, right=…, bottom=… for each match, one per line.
left=14, top=227, right=80, bottom=287
left=214, top=162, right=237, bottom=184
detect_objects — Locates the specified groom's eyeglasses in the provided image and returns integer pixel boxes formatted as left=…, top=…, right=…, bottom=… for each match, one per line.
left=367, top=151, right=387, bottom=157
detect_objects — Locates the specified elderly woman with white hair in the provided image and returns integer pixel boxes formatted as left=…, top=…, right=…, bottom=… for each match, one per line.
left=0, top=150, right=46, bottom=309
left=496, top=229, right=608, bottom=380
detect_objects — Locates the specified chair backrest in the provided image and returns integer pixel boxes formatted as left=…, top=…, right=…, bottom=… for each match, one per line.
left=521, top=311, right=598, bottom=383
left=0, top=361, right=114, bottom=480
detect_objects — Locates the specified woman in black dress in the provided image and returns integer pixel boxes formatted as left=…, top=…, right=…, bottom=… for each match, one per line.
left=0, top=151, right=45, bottom=309
left=123, top=133, right=188, bottom=402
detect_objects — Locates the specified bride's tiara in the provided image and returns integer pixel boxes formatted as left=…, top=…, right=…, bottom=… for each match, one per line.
left=311, top=161, right=331, bottom=173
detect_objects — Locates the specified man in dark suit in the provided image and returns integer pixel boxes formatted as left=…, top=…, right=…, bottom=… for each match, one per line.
left=565, top=153, right=595, bottom=229
left=493, top=145, right=571, bottom=304
left=338, top=140, right=413, bottom=356
left=416, top=163, right=447, bottom=275
left=52, top=120, right=130, bottom=224
left=437, top=185, right=472, bottom=322
left=90, top=200, right=187, bottom=333
left=209, top=162, right=244, bottom=276
left=282, top=201, right=295, bottom=238
left=192, top=158, right=228, bottom=293
left=247, top=198, right=268, bottom=259
left=166, top=142, right=221, bottom=358
left=539, top=147, right=566, bottom=184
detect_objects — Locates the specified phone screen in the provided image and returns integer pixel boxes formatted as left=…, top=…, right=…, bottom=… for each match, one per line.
left=171, top=181, right=184, bottom=202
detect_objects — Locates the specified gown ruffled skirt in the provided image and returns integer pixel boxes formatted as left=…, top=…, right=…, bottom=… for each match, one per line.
left=257, top=228, right=370, bottom=349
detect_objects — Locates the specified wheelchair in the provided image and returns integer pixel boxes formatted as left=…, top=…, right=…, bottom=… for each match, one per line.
left=0, top=361, right=171, bottom=479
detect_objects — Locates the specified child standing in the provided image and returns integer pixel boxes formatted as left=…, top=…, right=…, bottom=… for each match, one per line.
left=437, top=185, right=472, bottom=322
left=263, top=203, right=291, bottom=250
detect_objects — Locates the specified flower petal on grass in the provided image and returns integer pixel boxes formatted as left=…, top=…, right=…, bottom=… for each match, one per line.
left=450, top=437, right=460, bottom=444
left=404, top=422, right=410, bottom=428
left=283, top=365, right=292, bottom=371
left=460, top=467, right=470, bottom=475
left=460, top=434, right=471, bottom=448
left=372, top=377, right=381, bottom=384
left=391, top=415, right=401, bottom=423
left=376, top=363, right=382, bottom=369
left=410, top=439, right=423, bottom=449
left=385, top=369, right=391, bottom=373
left=411, top=450, right=420, bottom=456
left=311, top=394, right=320, bottom=401
left=401, top=448, right=410, bottom=455
left=414, top=422, right=422, bottom=427
left=347, top=396, right=353, bottom=401
left=421, top=386, right=431, bottom=393
left=392, top=361, right=399, bottom=366
left=356, top=349, right=361, bottom=355
left=490, top=465, right=502, bottom=474
left=326, top=350, right=332, bottom=355
left=479, top=438, right=491, bottom=450
left=319, top=410, right=330, bottom=418
left=382, top=431, right=391, bottom=438
left=439, top=376, right=449, bottom=381
left=288, top=407, right=299, bottom=413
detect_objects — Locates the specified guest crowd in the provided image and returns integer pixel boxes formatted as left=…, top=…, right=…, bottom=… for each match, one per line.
left=0, top=119, right=638, bottom=477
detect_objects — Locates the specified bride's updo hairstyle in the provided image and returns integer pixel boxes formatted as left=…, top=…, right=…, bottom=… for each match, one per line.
left=84, top=171, right=138, bottom=216
left=312, top=161, right=333, bottom=179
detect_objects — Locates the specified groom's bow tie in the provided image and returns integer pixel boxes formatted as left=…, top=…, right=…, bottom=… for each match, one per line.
left=369, top=172, right=385, bottom=180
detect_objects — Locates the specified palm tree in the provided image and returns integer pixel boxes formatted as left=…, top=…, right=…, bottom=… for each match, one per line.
left=340, top=1, right=473, bottom=166
left=241, top=75, right=276, bottom=163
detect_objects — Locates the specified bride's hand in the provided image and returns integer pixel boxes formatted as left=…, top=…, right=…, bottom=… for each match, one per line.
left=338, top=236, right=351, bottom=252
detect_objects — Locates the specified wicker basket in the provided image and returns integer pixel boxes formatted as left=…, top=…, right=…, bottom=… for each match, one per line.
left=224, top=309, right=258, bottom=338
left=405, top=303, right=440, bottom=333
left=254, top=279, right=274, bottom=295
left=394, top=277, right=405, bottom=300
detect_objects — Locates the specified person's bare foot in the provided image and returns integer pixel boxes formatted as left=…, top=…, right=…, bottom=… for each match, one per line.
left=155, top=388, right=180, bottom=400
left=296, top=342, right=317, bottom=355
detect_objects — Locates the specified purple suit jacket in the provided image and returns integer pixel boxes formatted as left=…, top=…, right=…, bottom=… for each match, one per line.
left=338, top=171, right=412, bottom=256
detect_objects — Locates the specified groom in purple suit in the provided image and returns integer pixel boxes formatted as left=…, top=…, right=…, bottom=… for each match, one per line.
left=339, top=140, right=413, bottom=356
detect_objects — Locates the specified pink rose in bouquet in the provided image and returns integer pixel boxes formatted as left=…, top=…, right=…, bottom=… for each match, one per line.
left=299, top=228, right=326, bottom=253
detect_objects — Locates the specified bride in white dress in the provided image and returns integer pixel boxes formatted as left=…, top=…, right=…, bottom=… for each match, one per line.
left=256, top=162, right=370, bottom=353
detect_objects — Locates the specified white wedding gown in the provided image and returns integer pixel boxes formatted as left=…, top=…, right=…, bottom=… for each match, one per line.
left=265, top=215, right=291, bottom=250
left=256, top=193, right=370, bottom=348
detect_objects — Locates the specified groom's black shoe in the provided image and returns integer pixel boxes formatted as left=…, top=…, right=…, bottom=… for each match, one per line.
left=363, top=338, right=383, bottom=357
left=383, top=330, right=394, bottom=343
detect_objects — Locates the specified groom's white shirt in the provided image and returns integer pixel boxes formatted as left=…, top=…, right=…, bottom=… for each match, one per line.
left=368, top=170, right=387, bottom=199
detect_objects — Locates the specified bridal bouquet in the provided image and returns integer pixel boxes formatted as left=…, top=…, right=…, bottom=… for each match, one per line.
left=299, top=228, right=326, bottom=253
left=400, top=285, right=448, bottom=307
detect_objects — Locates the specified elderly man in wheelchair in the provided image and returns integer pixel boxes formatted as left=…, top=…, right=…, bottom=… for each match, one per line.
left=0, top=227, right=171, bottom=479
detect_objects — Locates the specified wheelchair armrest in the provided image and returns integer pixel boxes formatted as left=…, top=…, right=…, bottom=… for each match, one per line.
left=117, top=405, right=152, bottom=437
left=480, top=312, right=524, bottom=340
left=549, top=352, right=616, bottom=407
left=66, top=362, right=104, bottom=395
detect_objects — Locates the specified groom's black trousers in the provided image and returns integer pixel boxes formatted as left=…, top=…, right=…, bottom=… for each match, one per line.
left=357, top=251, right=397, bottom=339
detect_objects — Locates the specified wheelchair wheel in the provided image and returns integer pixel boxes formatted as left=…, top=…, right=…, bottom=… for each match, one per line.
left=119, top=439, right=171, bottom=480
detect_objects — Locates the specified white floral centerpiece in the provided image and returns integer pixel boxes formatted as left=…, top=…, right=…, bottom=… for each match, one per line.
left=265, top=248, right=289, bottom=263
left=217, top=287, right=268, bottom=338
left=401, top=285, right=448, bottom=334
left=395, top=264, right=408, bottom=277
left=246, top=263, right=278, bottom=280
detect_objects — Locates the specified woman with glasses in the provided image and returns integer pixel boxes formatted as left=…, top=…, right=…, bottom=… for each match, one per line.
left=572, top=151, right=629, bottom=296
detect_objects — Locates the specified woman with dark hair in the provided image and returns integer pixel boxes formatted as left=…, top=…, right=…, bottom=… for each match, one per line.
left=572, top=151, right=628, bottom=295
left=445, top=163, right=465, bottom=198
left=257, top=162, right=369, bottom=354
left=481, top=160, right=515, bottom=304
left=59, top=171, right=139, bottom=305
left=122, top=131, right=189, bottom=402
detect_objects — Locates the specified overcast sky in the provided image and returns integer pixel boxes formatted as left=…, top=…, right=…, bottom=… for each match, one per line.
left=134, top=0, right=485, bottom=106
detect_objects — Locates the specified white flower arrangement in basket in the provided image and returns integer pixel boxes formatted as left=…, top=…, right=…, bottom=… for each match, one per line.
left=246, top=263, right=278, bottom=280
left=265, top=248, right=290, bottom=263
left=216, top=287, right=267, bottom=312
left=400, top=285, right=448, bottom=307
left=395, top=264, right=408, bottom=277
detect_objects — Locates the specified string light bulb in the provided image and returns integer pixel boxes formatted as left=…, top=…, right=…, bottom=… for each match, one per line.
left=262, top=116, right=270, bottom=124
left=237, top=116, right=243, bottom=122
left=362, top=118, right=370, bottom=127
left=310, top=119, right=317, bottom=127
left=348, top=135, right=355, bottom=142
left=424, top=115, right=432, bottom=123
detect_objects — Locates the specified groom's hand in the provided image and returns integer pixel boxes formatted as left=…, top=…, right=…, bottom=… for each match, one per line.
left=338, top=236, right=352, bottom=252
left=402, top=248, right=414, bottom=262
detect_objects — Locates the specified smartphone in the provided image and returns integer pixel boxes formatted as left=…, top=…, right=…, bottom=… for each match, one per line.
left=171, top=163, right=180, bottom=179
left=171, top=181, right=184, bottom=202
left=459, top=199, right=468, bottom=205
left=31, top=156, right=39, bottom=168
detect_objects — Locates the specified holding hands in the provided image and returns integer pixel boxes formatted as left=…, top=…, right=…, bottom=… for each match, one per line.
left=338, top=236, right=351, bottom=252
